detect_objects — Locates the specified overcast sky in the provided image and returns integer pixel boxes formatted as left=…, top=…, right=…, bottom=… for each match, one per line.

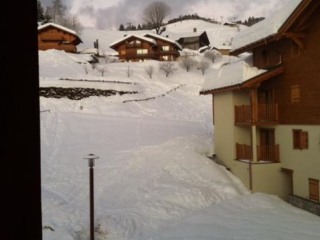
left=41, top=0, right=292, bottom=29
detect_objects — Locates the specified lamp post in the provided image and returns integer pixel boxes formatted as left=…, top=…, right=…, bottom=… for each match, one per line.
left=84, top=153, right=99, bottom=240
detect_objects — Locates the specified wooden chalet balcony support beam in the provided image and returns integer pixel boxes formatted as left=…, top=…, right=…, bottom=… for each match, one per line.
left=285, top=32, right=306, bottom=50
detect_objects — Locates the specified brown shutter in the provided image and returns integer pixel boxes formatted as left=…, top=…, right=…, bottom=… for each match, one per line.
left=300, top=131, right=308, bottom=149
left=293, top=130, right=301, bottom=149
left=309, top=179, right=319, bottom=202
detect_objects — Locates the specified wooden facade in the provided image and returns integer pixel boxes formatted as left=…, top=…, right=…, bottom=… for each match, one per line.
left=38, top=23, right=82, bottom=53
left=110, top=34, right=181, bottom=62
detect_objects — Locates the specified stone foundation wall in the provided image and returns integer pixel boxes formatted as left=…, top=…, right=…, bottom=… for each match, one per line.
left=289, top=195, right=320, bottom=216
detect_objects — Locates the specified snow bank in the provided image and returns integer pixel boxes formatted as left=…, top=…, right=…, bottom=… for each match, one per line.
left=39, top=49, right=88, bottom=79
left=150, top=193, right=320, bottom=240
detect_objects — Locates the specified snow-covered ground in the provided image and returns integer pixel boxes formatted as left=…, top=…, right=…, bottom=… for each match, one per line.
left=39, top=48, right=320, bottom=240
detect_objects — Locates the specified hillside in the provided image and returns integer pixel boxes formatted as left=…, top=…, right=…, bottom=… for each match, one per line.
left=78, top=19, right=246, bottom=55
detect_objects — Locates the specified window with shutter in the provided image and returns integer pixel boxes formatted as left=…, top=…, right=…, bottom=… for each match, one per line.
left=309, top=178, right=319, bottom=202
left=291, top=85, right=300, bottom=103
left=293, top=130, right=308, bottom=150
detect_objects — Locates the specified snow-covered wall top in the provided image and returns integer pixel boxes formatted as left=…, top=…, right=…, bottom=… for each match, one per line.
left=231, top=0, right=303, bottom=52
left=38, top=23, right=78, bottom=37
left=201, top=59, right=266, bottom=92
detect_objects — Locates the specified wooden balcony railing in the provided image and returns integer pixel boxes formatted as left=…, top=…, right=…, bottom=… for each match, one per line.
left=235, top=105, right=252, bottom=124
left=235, top=104, right=279, bottom=125
left=257, top=145, right=280, bottom=162
left=236, top=143, right=252, bottom=160
left=126, top=43, right=142, bottom=48
left=257, top=104, right=279, bottom=122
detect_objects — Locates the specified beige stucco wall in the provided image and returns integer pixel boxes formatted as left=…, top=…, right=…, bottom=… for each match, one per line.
left=214, top=91, right=252, bottom=190
left=251, top=163, right=291, bottom=200
left=214, top=92, right=235, bottom=167
left=213, top=91, right=320, bottom=201
left=275, top=125, right=320, bottom=199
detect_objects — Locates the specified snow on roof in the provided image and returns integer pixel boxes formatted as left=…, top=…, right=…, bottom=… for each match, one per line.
left=109, top=34, right=157, bottom=48
left=232, top=0, right=303, bottom=52
left=38, top=22, right=78, bottom=37
left=201, top=59, right=266, bottom=92
left=143, top=33, right=183, bottom=50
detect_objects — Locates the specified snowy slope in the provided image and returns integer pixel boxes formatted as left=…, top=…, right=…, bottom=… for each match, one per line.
left=78, top=20, right=245, bottom=54
left=39, top=50, right=320, bottom=240
left=163, top=19, right=246, bottom=47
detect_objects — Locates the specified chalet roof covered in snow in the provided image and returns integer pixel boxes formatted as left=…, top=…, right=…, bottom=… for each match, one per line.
left=38, top=23, right=79, bottom=37
left=109, top=34, right=156, bottom=48
left=231, top=0, right=304, bottom=53
left=200, top=60, right=267, bottom=94
left=143, top=33, right=183, bottom=50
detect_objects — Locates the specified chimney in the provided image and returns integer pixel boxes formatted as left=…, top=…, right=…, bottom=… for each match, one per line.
left=166, top=35, right=169, bottom=38
left=193, top=28, right=197, bottom=33
left=124, top=34, right=127, bottom=37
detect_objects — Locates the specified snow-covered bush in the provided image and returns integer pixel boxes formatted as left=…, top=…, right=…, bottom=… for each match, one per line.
left=159, top=62, right=176, bottom=78
left=204, top=51, right=217, bottom=63
left=96, top=64, right=107, bottom=76
left=179, top=56, right=196, bottom=72
left=197, top=61, right=210, bottom=75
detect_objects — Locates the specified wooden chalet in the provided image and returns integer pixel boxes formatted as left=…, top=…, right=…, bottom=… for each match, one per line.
left=176, top=30, right=210, bottom=50
left=109, top=34, right=182, bottom=62
left=38, top=23, right=82, bottom=53
left=200, top=0, right=320, bottom=214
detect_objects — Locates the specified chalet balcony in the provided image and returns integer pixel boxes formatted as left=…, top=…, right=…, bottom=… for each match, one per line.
left=257, top=145, right=280, bottom=162
left=126, top=43, right=142, bottom=48
left=236, top=143, right=280, bottom=162
left=236, top=143, right=252, bottom=161
left=235, top=103, right=279, bottom=125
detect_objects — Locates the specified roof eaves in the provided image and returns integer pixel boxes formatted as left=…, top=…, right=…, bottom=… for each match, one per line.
left=200, top=64, right=284, bottom=95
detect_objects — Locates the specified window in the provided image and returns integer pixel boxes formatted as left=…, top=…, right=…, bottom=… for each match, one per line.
left=309, top=178, right=319, bottom=202
left=120, top=50, right=126, bottom=55
left=163, top=56, right=169, bottom=61
left=162, top=46, right=170, bottom=52
left=137, top=49, right=148, bottom=55
left=293, top=129, right=308, bottom=150
left=136, top=40, right=141, bottom=46
left=291, top=85, right=300, bottom=103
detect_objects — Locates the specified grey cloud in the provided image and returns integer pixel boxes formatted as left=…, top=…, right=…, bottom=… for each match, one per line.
left=41, top=0, right=291, bottom=29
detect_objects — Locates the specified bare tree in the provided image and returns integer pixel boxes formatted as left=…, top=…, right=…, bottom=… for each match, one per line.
left=126, top=66, right=134, bottom=78
left=204, top=51, right=216, bottom=63
left=179, top=56, right=196, bottom=72
left=47, top=0, right=66, bottom=24
left=143, top=1, right=171, bottom=34
left=159, top=62, right=176, bottom=78
left=145, top=65, right=154, bottom=79
left=97, top=65, right=107, bottom=76
left=83, top=64, right=90, bottom=74
left=63, top=14, right=83, bottom=34
left=197, top=61, right=210, bottom=75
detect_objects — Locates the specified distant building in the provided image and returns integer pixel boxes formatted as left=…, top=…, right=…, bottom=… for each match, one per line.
left=176, top=31, right=210, bottom=50
left=38, top=23, right=82, bottom=53
left=201, top=0, right=320, bottom=214
left=109, top=34, right=182, bottom=62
